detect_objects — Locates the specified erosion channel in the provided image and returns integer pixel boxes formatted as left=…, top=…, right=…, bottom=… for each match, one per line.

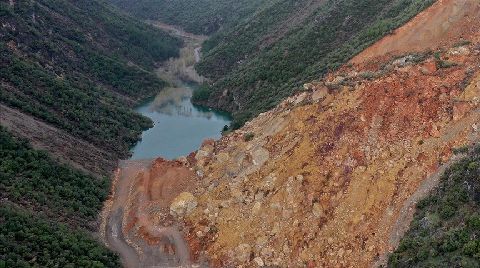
left=100, top=23, right=228, bottom=268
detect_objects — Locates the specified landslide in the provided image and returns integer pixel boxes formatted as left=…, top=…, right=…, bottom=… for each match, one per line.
left=110, top=0, right=480, bottom=266
left=184, top=44, right=480, bottom=267
left=194, top=0, right=436, bottom=129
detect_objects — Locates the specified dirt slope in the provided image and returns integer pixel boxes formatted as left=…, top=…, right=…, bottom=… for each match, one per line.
left=0, top=104, right=117, bottom=176
left=102, top=1, right=480, bottom=266
left=351, top=0, right=480, bottom=63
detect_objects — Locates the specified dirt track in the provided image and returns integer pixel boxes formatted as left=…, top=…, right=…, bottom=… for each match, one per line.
left=100, top=159, right=204, bottom=267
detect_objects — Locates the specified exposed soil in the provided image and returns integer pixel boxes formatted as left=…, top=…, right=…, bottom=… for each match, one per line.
left=351, top=0, right=480, bottom=64
left=100, top=158, right=207, bottom=267
left=101, top=1, right=480, bottom=267
left=0, top=104, right=117, bottom=177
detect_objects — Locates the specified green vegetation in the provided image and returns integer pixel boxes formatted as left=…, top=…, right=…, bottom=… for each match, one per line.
left=195, top=0, right=436, bottom=128
left=0, top=128, right=119, bottom=266
left=389, top=146, right=480, bottom=267
left=0, top=127, right=109, bottom=227
left=1, top=1, right=185, bottom=264
left=0, top=0, right=182, bottom=158
left=244, top=132, right=255, bottom=142
left=108, top=0, right=271, bottom=35
left=1, top=204, right=120, bottom=268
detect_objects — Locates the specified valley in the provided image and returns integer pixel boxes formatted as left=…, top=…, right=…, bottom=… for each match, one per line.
left=2, top=0, right=480, bottom=267
left=104, top=0, right=480, bottom=267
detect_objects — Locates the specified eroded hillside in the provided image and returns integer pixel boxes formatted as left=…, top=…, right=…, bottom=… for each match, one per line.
left=101, top=0, right=480, bottom=266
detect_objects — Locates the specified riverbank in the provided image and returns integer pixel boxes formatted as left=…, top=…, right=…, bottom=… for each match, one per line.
left=100, top=22, right=224, bottom=267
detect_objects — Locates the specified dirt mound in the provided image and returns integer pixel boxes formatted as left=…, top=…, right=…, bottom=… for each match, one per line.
left=100, top=158, right=208, bottom=267
left=351, top=0, right=480, bottom=64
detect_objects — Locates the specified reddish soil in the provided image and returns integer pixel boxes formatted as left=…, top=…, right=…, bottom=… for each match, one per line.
left=351, top=0, right=480, bottom=64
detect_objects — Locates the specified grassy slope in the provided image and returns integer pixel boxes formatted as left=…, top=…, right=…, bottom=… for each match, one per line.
left=0, top=127, right=120, bottom=267
left=389, top=146, right=480, bottom=267
left=194, top=0, right=436, bottom=128
left=0, top=0, right=181, bottom=158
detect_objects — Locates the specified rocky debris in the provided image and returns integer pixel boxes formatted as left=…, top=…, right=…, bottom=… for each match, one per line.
left=170, top=192, right=198, bottom=218
left=182, top=41, right=480, bottom=267
left=253, top=257, right=264, bottom=266
left=235, top=244, right=252, bottom=263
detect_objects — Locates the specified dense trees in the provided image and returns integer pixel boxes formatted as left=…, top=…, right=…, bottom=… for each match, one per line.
left=0, top=128, right=120, bottom=266
left=0, top=204, right=120, bottom=268
left=0, top=127, right=110, bottom=227
left=0, top=0, right=182, bottom=158
left=194, top=0, right=436, bottom=128
left=389, top=146, right=480, bottom=267
left=108, top=0, right=270, bottom=35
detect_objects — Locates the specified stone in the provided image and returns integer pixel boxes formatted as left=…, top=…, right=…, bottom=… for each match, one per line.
left=252, top=147, right=270, bottom=166
left=253, top=257, right=264, bottom=266
left=170, top=192, right=197, bottom=218
left=252, top=202, right=262, bottom=215
left=312, top=203, right=324, bottom=218
left=312, top=87, right=329, bottom=102
left=236, top=243, right=252, bottom=263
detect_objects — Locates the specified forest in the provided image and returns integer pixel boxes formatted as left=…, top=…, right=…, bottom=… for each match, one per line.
left=0, top=0, right=181, bottom=158
left=0, top=1, right=185, bottom=266
left=108, top=0, right=271, bottom=35
left=389, top=146, right=480, bottom=267
left=0, top=127, right=119, bottom=266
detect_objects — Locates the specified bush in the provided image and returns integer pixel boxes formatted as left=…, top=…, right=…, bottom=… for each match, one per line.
left=244, top=132, right=255, bottom=142
left=388, top=146, right=480, bottom=267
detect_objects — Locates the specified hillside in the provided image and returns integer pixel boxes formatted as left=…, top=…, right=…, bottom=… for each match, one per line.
left=100, top=0, right=480, bottom=266
left=0, top=0, right=181, bottom=175
left=108, top=0, right=271, bottom=35
left=0, top=127, right=120, bottom=267
left=1, top=0, right=184, bottom=266
left=194, top=0, right=436, bottom=128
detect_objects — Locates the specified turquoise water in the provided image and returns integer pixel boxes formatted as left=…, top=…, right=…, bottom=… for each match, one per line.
left=130, top=84, right=231, bottom=160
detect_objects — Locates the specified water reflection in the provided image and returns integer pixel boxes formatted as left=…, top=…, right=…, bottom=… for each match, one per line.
left=131, top=83, right=231, bottom=160
left=148, top=87, right=219, bottom=120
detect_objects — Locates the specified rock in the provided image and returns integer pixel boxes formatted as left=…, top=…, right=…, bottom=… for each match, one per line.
left=252, top=202, right=261, bottom=215
left=312, top=87, right=329, bottom=102
left=312, top=203, right=324, bottom=218
left=253, top=257, right=264, bottom=266
left=251, top=147, right=270, bottom=166
left=170, top=192, right=197, bottom=218
left=236, top=243, right=252, bottom=263
left=472, top=123, right=478, bottom=132
left=261, top=173, right=277, bottom=191
left=448, top=46, right=470, bottom=56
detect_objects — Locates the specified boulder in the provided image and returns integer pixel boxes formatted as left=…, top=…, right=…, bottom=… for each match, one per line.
left=170, top=192, right=197, bottom=218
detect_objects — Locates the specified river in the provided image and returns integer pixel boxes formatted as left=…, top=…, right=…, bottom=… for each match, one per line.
left=130, top=84, right=230, bottom=160
left=101, top=23, right=223, bottom=268
left=130, top=23, right=230, bottom=160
